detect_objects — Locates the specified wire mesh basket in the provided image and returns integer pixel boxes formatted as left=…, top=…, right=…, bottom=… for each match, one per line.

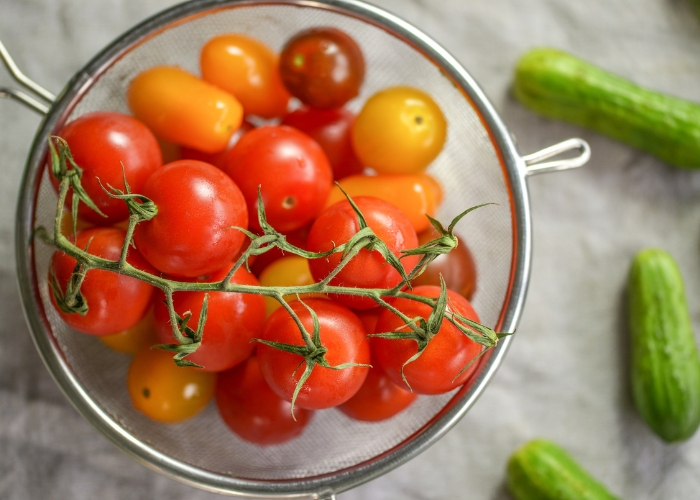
left=3, top=0, right=589, bottom=497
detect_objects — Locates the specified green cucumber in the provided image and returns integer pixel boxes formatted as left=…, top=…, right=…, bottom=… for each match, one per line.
left=513, top=48, right=700, bottom=169
left=506, top=439, right=620, bottom=500
left=628, top=248, right=700, bottom=442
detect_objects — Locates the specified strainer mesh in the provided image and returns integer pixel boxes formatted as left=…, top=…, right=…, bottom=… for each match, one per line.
left=31, top=3, right=512, bottom=481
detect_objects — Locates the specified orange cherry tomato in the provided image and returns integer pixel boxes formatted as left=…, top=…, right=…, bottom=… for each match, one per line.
left=99, top=307, right=158, bottom=355
left=411, top=227, right=477, bottom=300
left=127, top=348, right=215, bottom=423
left=258, top=255, right=324, bottom=316
left=128, top=66, right=243, bottom=153
left=201, top=34, right=290, bottom=119
left=352, top=86, right=447, bottom=174
left=324, top=173, right=443, bottom=233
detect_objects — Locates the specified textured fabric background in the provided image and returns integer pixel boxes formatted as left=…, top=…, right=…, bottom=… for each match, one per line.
left=2, top=0, right=700, bottom=498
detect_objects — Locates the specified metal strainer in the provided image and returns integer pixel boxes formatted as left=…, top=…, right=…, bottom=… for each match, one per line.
left=2, top=0, right=590, bottom=498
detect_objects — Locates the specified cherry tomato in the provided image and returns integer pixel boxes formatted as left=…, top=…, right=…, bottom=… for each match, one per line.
left=49, top=227, right=155, bottom=336
left=338, top=360, right=417, bottom=422
left=154, top=265, right=265, bottom=372
left=257, top=299, right=370, bottom=410
left=127, top=347, right=215, bottom=423
left=132, top=160, right=248, bottom=277
left=201, top=34, right=290, bottom=119
left=306, top=197, right=419, bottom=309
left=324, top=173, right=443, bottom=233
left=216, top=356, right=312, bottom=445
left=52, top=112, right=162, bottom=225
left=373, top=286, right=482, bottom=395
left=281, top=106, right=363, bottom=179
left=412, top=227, right=477, bottom=300
left=225, top=126, right=333, bottom=233
left=279, top=27, right=365, bottom=109
left=99, top=307, right=158, bottom=354
left=352, top=86, right=447, bottom=174
left=258, top=256, right=325, bottom=316
left=355, top=308, right=380, bottom=335
left=128, top=66, right=243, bottom=153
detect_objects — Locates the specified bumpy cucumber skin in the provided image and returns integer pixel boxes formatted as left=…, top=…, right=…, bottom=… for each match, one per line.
left=506, top=440, right=620, bottom=500
left=513, top=48, right=700, bottom=169
left=628, top=249, right=700, bottom=442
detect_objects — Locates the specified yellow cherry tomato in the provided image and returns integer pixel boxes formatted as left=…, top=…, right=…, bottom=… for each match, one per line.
left=352, top=86, right=447, bottom=174
left=258, top=255, right=324, bottom=316
left=127, top=348, right=216, bottom=423
left=128, top=66, right=243, bottom=153
left=99, top=307, right=157, bottom=355
left=324, top=173, right=443, bottom=233
left=201, top=34, right=290, bottom=119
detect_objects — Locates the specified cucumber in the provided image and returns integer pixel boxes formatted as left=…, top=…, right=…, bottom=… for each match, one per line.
left=513, top=48, right=700, bottom=169
left=506, top=439, right=620, bottom=500
left=628, top=248, right=700, bottom=442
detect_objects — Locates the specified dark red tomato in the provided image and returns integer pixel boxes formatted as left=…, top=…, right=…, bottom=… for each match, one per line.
left=411, top=227, right=477, bottom=300
left=373, top=286, right=482, bottom=395
left=281, top=107, right=363, bottom=180
left=257, top=299, right=370, bottom=410
left=216, top=356, right=313, bottom=445
left=49, top=227, right=155, bottom=336
left=355, top=308, right=380, bottom=335
left=154, top=265, right=266, bottom=372
left=225, top=126, right=333, bottom=233
left=306, top=197, right=419, bottom=309
left=279, top=27, right=365, bottom=109
left=338, top=359, right=417, bottom=422
left=52, top=112, right=162, bottom=225
left=132, top=160, right=248, bottom=277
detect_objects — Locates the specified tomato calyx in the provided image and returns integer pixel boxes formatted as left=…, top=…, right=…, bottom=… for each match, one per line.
left=153, top=292, right=209, bottom=368
left=401, top=203, right=494, bottom=284
left=371, top=278, right=509, bottom=390
left=253, top=298, right=370, bottom=419
left=48, top=252, right=90, bottom=316
left=49, top=136, right=106, bottom=233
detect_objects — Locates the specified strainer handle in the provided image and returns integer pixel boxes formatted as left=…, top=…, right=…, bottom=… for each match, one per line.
left=522, top=138, right=591, bottom=176
left=0, top=38, right=54, bottom=114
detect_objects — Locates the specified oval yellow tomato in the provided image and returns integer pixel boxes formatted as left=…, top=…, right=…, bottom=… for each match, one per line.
left=128, top=66, right=243, bottom=153
left=324, top=173, right=443, bottom=233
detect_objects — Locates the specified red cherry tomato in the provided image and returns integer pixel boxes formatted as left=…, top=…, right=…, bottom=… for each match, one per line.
left=154, top=265, right=266, bottom=372
left=412, top=227, right=477, bottom=300
left=132, top=160, right=248, bottom=277
left=306, top=197, right=419, bottom=309
left=128, top=347, right=215, bottom=423
left=216, top=356, right=313, bottom=445
left=49, top=227, right=155, bottom=336
left=225, top=126, right=333, bottom=233
left=257, top=299, right=370, bottom=410
left=279, top=27, right=365, bottom=109
left=338, top=361, right=417, bottom=422
left=281, top=107, right=363, bottom=180
left=372, top=286, right=483, bottom=395
left=52, top=112, right=162, bottom=225
left=201, top=34, right=290, bottom=119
